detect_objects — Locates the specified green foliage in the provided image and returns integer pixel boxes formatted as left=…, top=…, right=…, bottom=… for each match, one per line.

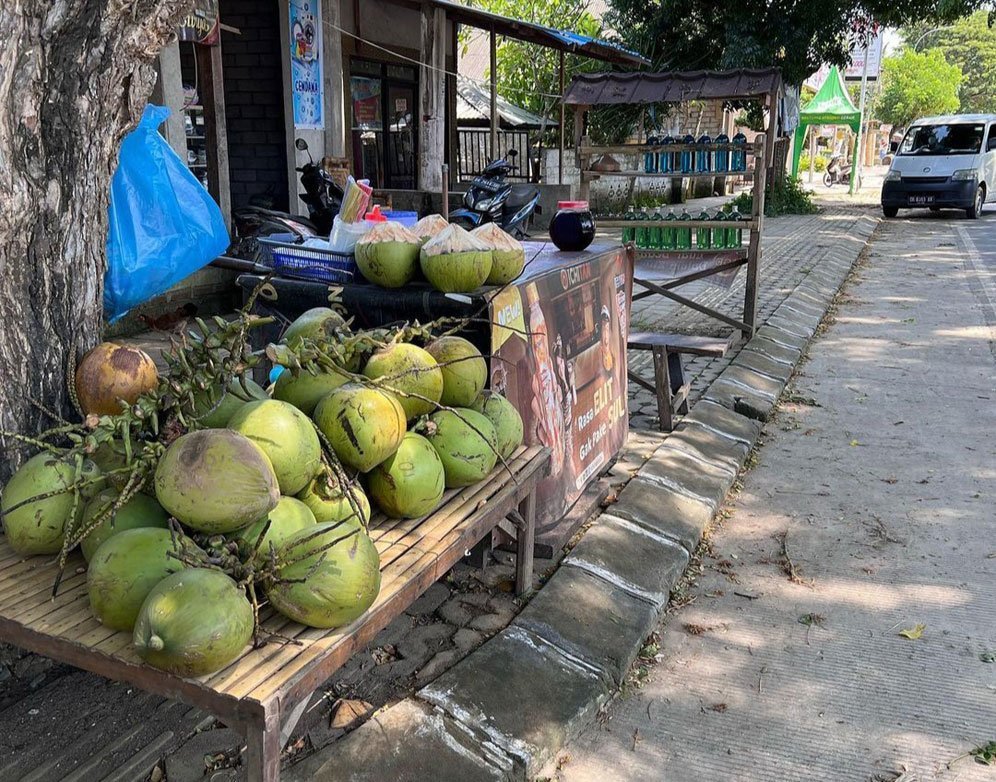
left=877, top=48, right=961, bottom=128
left=605, top=0, right=985, bottom=90
left=905, top=12, right=996, bottom=114
left=731, top=176, right=819, bottom=217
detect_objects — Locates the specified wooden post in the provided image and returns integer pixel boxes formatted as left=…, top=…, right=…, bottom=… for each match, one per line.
left=447, top=20, right=459, bottom=186
left=152, top=41, right=187, bottom=161
left=197, top=42, right=232, bottom=229
left=574, top=104, right=587, bottom=201
left=324, top=0, right=346, bottom=157
left=419, top=6, right=446, bottom=192
left=558, top=49, right=566, bottom=186
left=515, top=492, right=536, bottom=596
left=742, top=91, right=775, bottom=338
left=489, top=28, right=498, bottom=163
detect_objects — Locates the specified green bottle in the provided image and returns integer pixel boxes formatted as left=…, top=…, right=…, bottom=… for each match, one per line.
left=651, top=207, right=664, bottom=249
left=622, top=205, right=636, bottom=244
left=635, top=207, right=651, bottom=248
left=727, top=206, right=743, bottom=248
left=663, top=209, right=678, bottom=250
left=712, top=210, right=728, bottom=249
left=696, top=209, right=712, bottom=250
left=677, top=209, right=692, bottom=250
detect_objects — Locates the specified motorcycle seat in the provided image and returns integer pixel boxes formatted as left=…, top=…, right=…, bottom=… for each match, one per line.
left=504, top=184, right=539, bottom=210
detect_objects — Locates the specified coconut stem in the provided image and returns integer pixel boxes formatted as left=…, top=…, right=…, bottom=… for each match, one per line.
left=148, top=635, right=165, bottom=651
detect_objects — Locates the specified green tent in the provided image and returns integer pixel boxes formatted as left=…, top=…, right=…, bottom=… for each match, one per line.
left=791, top=66, right=860, bottom=176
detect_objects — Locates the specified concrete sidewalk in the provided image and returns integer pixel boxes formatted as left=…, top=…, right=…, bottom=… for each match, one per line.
left=554, top=209, right=996, bottom=779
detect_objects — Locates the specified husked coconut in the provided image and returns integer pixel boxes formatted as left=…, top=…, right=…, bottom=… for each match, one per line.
left=420, top=224, right=493, bottom=293
left=411, top=214, right=449, bottom=245
left=354, top=221, right=421, bottom=288
left=471, top=223, right=525, bottom=284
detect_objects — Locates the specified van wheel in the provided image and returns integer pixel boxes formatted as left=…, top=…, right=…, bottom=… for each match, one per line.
left=883, top=206, right=899, bottom=218
left=966, top=186, right=985, bottom=219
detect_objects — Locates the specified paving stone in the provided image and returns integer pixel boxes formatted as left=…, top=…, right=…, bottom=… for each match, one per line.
left=421, top=626, right=611, bottom=774
left=436, top=597, right=475, bottom=627
left=779, top=296, right=825, bottom=320
left=563, top=514, right=689, bottom=606
left=704, top=377, right=779, bottom=422
left=452, top=628, right=485, bottom=652
left=669, top=421, right=751, bottom=473
left=732, top=348, right=796, bottom=382
left=513, top=563, right=660, bottom=686
left=765, top=313, right=815, bottom=341
left=468, top=611, right=516, bottom=635
left=747, top=335, right=802, bottom=366
left=608, top=477, right=714, bottom=553
left=371, top=614, right=415, bottom=648
left=405, top=583, right=450, bottom=617
left=638, top=445, right=738, bottom=513
left=416, top=650, right=463, bottom=685
left=396, top=624, right=457, bottom=668
left=756, top=324, right=809, bottom=351
left=713, top=364, right=787, bottom=401
left=287, top=700, right=511, bottom=782
left=165, top=728, right=241, bottom=782
left=682, top=399, right=762, bottom=447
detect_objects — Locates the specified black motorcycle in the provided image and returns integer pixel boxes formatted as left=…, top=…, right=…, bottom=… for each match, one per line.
left=450, top=150, right=541, bottom=238
left=231, top=139, right=343, bottom=259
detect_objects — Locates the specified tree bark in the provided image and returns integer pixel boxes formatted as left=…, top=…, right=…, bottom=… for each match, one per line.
left=0, top=0, right=192, bottom=481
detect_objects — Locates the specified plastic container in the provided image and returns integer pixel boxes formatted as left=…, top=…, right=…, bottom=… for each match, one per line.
left=680, top=134, right=695, bottom=174
left=696, top=134, right=712, bottom=173
left=732, top=132, right=748, bottom=172
left=259, top=236, right=359, bottom=284
left=382, top=210, right=418, bottom=228
left=644, top=136, right=659, bottom=173
left=549, top=201, right=595, bottom=252
left=328, top=215, right=372, bottom=253
left=715, top=133, right=730, bottom=172
left=696, top=209, right=712, bottom=249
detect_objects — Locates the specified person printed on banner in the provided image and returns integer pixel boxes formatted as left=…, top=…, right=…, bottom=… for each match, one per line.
left=600, top=305, right=615, bottom=374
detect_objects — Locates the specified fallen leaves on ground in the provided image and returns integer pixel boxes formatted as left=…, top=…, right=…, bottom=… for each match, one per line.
left=798, top=613, right=826, bottom=626
left=979, top=650, right=996, bottom=663
left=898, top=623, right=926, bottom=640
left=331, top=699, right=374, bottom=729
left=970, top=741, right=996, bottom=765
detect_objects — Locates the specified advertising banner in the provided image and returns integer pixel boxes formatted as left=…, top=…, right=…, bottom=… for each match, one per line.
left=491, top=244, right=632, bottom=536
left=178, top=0, right=220, bottom=45
left=289, top=0, right=324, bottom=129
left=846, top=34, right=883, bottom=80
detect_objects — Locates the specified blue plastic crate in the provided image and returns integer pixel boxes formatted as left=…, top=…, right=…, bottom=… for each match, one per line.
left=258, top=236, right=357, bottom=284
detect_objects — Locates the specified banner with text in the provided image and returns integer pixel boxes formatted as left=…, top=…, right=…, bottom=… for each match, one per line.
left=289, top=0, right=324, bottom=129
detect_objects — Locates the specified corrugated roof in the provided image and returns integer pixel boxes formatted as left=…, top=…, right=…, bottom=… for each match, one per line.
left=564, top=68, right=783, bottom=106
left=456, top=76, right=556, bottom=128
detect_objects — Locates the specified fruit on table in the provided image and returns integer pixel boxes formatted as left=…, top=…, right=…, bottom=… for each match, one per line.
left=273, top=365, right=350, bottom=416
left=80, top=488, right=170, bottom=562
left=298, top=471, right=371, bottom=527
left=312, top=383, right=406, bottom=473
left=354, top=221, right=422, bottom=288
left=232, top=495, right=317, bottom=564
left=470, top=391, right=524, bottom=460
left=424, top=335, right=487, bottom=407
left=411, top=214, right=449, bottom=246
left=75, top=342, right=159, bottom=416
left=191, top=376, right=268, bottom=428
left=368, top=432, right=445, bottom=519
left=154, top=430, right=280, bottom=534
left=362, top=342, right=443, bottom=421
left=426, top=409, right=498, bottom=488
left=227, top=399, right=322, bottom=495
left=419, top=223, right=493, bottom=293
left=471, top=223, right=525, bottom=285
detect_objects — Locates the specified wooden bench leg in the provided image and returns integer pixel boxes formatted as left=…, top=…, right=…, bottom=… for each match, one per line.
left=669, top=351, right=690, bottom=415
left=651, top=346, right=674, bottom=432
left=515, top=491, right=536, bottom=596
left=245, top=709, right=282, bottom=782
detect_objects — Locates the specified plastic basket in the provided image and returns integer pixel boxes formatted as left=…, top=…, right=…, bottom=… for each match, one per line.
left=257, top=236, right=358, bottom=284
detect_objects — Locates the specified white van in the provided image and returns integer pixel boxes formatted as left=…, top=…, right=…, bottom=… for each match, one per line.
left=881, top=114, right=996, bottom=219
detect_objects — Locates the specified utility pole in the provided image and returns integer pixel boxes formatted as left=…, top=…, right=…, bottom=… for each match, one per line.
left=850, top=26, right=873, bottom=195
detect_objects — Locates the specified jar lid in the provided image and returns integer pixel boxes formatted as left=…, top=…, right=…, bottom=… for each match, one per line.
left=557, top=201, right=590, bottom=211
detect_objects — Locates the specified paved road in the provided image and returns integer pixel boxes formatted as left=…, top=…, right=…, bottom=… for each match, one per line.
left=554, top=210, right=996, bottom=780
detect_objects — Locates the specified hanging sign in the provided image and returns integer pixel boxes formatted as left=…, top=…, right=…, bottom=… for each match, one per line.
left=178, top=0, right=220, bottom=45
left=846, top=34, right=883, bottom=80
left=289, top=0, right=324, bottom=129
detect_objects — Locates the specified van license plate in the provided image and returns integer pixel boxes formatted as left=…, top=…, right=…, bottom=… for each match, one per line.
left=909, top=195, right=935, bottom=205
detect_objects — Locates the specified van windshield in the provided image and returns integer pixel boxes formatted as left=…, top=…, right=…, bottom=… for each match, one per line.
left=899, top=123, right=984, bottom=155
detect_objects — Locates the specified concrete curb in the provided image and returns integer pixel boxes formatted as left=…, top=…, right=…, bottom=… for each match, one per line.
left=288, top=213, right=880, bottom=782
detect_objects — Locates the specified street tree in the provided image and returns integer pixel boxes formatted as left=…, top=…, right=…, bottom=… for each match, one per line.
left=876, top=48, right=962, bottom=128
left=905, top=11, right=996, bottom=114
left=0, top=1, right=192, bottom=480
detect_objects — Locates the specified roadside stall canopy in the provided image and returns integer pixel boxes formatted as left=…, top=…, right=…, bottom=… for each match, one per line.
left=563, top=67, right=783, bottom=105
left=791, top=66, right=860, bottom=175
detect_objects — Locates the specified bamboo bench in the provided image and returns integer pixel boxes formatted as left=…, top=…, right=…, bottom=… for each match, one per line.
left=628, top=331, right=735, bottom=431
left=0, top=444, right=549, bottom=782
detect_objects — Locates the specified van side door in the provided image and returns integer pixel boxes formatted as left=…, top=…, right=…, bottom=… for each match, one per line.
left=985, top=123, right=996, bottom=200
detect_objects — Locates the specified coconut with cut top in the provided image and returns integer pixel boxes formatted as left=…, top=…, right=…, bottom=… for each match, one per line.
left=354, top=221, right=421, bottom=288
left=411, top=214, right=450, bottom=246
left=470, top=223, right=525, bottom=284
left=419, top=223, right=493, bottom=293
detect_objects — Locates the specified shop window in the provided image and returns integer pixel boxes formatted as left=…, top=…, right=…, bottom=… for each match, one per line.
left=350, top=58, right=418, bottom=190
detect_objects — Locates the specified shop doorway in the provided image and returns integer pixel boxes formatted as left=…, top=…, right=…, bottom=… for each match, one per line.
left=350, top=59, right=418, bottom=189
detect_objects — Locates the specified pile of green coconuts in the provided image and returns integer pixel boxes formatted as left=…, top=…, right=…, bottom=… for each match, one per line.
left=0, top=299, right=522, bottom=679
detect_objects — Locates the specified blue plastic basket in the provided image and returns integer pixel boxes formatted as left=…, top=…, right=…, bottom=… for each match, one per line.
left=257, top=236, right=358, bottom=284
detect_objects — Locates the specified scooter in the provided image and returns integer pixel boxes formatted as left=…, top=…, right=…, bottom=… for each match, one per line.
left=823, top=153, right=859, bottom=188
left=450, top=150, right=541, bottom=238
left=230, top=139, right=343, bottom=259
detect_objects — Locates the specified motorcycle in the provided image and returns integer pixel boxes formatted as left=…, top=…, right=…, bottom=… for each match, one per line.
left=230, top=139, right=343, bottom=259
left=823, top=152, right=860, bottom=188
left=450, top=150, right=541, bottom=238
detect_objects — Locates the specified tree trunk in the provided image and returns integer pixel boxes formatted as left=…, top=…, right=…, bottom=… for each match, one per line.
left=0, top=0, right=192, bottom=481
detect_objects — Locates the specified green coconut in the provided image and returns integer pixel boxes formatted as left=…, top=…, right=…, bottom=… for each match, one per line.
left=425, top=336, right=487, bottom=407
left=471, top=223, right=526, bottom=285
left=89, top=437, right=142, bottom=490
left=470, top=391, right=524, bottom=460
left=412, top=214, right=449, bottom=246
left=233, top=496, right=316, bottom=564
left=80, top=489, right=170, bottom=562
left=266, top=523, right=381, bottom=629
left=273, top=365, right=350, bottom=416
left=87, top=527, right=196, bottom=632
left=355, top=221, right=421, bottom=288
left=154, top=430, right=280, bottom=534
left=368, top=432, right=445, bottom=519
left=281, top=307, right=347, bottom=349
left=426, top=409, right=498, bottom=488
left=362, top=342, right=443, bottom=421
left=133, top=568, right=253, bottom=677
left=192, top=376, right=268, bottom=428
left=227, top=399, right=322, bottom=496
left=1, top=452, right=100, bottom=556
left=312, top=383, right=406, bottom=473
left=298, top=471, right=371, bottom=527
left=420, top=223, right=493, bottom=293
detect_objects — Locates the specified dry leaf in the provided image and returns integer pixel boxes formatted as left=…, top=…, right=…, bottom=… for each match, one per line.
left=331, top=699, right=374, bottom=729
left=849, top=439, right=861, bottom=446
left=899, top=623, right=926, bottom=640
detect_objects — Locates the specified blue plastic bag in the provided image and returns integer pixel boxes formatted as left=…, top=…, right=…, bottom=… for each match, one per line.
left=105, top=105, right=229, bottom=321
